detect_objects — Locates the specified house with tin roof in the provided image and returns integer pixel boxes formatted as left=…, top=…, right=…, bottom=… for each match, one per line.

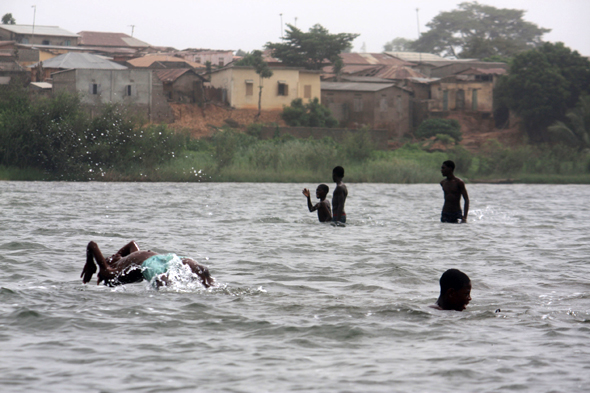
left=0, top=24, right=79, bottom=46
left=35, top=52, right=126, bottom=81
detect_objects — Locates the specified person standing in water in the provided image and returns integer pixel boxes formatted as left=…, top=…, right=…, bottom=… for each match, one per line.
left=440, top=160, right=469, bottom=223
left=332, top=166, right=348, bottom=224
left=302, top=184, right=332, bottom=222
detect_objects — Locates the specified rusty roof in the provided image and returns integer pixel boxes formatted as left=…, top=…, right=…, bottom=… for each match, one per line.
left=127, top=55, right=204, bottom=68
left=322, top=81, right=398, bottom=92
left=155, top=68, right=205, bottom=83
left=78, top=31, right=150, bottom=48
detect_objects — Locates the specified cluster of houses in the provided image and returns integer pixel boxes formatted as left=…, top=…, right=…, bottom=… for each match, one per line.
left=0, top=23, right=509, bottom=139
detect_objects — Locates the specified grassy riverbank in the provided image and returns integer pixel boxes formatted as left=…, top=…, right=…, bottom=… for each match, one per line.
left=2, top=88, right=590, bottom=183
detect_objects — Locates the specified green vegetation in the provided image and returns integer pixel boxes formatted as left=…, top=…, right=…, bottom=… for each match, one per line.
left=416, top=119, right=462, bottom=142
left=2, top=86, right=590, bottom=183
left=495, top=42, right=590, bottom=142
left=282, top=98, right=338, bottom=127
left=266, top=24, right=358, bottom=70
left=411, top=1, right=549, bottom=59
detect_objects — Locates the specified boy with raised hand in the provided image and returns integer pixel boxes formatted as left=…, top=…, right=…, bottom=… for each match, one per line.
left=302, top=184, right=332, bottom=222
left=432, top=269, right=472, bottom=311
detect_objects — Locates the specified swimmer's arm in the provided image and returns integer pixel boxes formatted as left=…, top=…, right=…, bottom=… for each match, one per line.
left=303, top=188, right=317, bottom=212
left=116, top=241, right=140, bottom=257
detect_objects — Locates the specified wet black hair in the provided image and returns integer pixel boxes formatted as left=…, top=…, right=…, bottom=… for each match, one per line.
left=318, top=184, right=329, bottom=194
left=439, top=268, right=470, bottom=294
left=442, top=160, right=455, bottom=170
left=333, top=166, right=345, bottom=178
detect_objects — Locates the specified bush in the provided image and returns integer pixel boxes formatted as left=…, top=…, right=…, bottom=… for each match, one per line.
left=281, top=98, right=338, bottom=128
left=416, top=118, right=462, bottom=141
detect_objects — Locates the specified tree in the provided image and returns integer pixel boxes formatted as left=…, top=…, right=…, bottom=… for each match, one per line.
left=383, top=37, right=414, bottom=52
left=235, top=50, right=273, bottom=117
left=411, top=2, right=550, bottom=59
left=2, top=13, right=16, bottom=24
left=266, top=24, right=358, bottom=70
left=495, top=42, right=590, bottom=142
left=548, top=96, right=590, bottom=148
left=281, top=98, right=338, bottom=128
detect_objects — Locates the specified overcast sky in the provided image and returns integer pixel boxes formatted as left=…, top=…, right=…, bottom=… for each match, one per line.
left=3, top=0, right=589, bottom=56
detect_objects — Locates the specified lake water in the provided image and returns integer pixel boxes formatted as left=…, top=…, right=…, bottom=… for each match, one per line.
left=1, top=181, right=589, bottom=392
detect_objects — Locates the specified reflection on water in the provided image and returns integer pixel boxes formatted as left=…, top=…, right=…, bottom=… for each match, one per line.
left=0, top=182, right=589, bottom=392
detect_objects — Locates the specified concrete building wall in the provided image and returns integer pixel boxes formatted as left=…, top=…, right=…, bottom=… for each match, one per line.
left=0, top=30, right=78, bottom=47
left=209, top=67, right=320, bottom=110
left=297, top=71, right=322, bottom=102
left=52, top=69, right=173, bottom=122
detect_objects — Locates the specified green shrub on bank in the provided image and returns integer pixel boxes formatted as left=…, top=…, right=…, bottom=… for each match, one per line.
left=416, top=118, right=462, bottom=141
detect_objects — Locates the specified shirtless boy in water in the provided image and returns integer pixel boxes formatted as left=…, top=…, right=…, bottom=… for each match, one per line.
left=302, top=184, right=332, bottom=222
left=332, top=166, right=348, bottom=224
left=431, top=268, right=472, bottom=311
left=440, top=160, right=469, bottom=223
left=81, top=241, right=214, bottom=288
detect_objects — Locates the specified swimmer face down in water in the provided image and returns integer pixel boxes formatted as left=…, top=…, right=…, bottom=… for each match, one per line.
left=433, top=268, right=472, bottom=311
left=81, top=241, right=214, bottom=288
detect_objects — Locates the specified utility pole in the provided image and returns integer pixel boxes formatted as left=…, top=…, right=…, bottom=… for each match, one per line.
left=31, top=5, right=36, bottom=44
left=294, top=17, right=297, bottom=28
left=416, top=8, right=422, bottom=63
left=279, top=13, right=283, bottom=39
left=128, top=25, right=135, bottom=37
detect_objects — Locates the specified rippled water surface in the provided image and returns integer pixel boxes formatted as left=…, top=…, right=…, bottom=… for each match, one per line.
left=1, top=182, right=589, bottom=392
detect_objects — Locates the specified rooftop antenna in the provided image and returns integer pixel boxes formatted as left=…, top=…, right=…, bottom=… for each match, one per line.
left=31, top=5, right=36, bottom=44
left=279, top=13, right=283, bottom=38
left=128, top=25, right=135, bottom=37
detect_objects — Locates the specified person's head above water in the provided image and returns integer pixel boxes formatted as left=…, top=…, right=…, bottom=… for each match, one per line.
left=333, top=166, right=344, bottom=181
left=317, top=184, right=329, bottom=199
left=436, top=268, right=471, bottom=311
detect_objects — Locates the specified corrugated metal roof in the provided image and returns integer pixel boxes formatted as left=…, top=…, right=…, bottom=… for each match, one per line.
left=78, top=31, right=150, bottom=48
left=457, top=67, right=507, bottom=75
left=41, top=52, right=127, bottom=69
left=322, top=81, right=396, bottom=92
left=339, top=52, right=412, bottom=66
left=0, top=24, right=79, bottom=37
left=127, top=55, right=203, bottom=68
left=384, top=52, right=447, bottom=62
left=155, top=68, right=193, bottom=83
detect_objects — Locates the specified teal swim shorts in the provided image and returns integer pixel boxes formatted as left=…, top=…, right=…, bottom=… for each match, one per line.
left=141, top=254, right=182, bottom=282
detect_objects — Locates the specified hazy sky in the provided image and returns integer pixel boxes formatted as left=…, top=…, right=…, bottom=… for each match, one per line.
left=3, top=0, right=589, bottom=56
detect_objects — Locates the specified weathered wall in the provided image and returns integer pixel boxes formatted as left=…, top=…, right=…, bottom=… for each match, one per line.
left=429, top=80, right=494, bottom=112
left=259, top=126, right=389, bottom=149
left=322, top=86, right=412, bottom=138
